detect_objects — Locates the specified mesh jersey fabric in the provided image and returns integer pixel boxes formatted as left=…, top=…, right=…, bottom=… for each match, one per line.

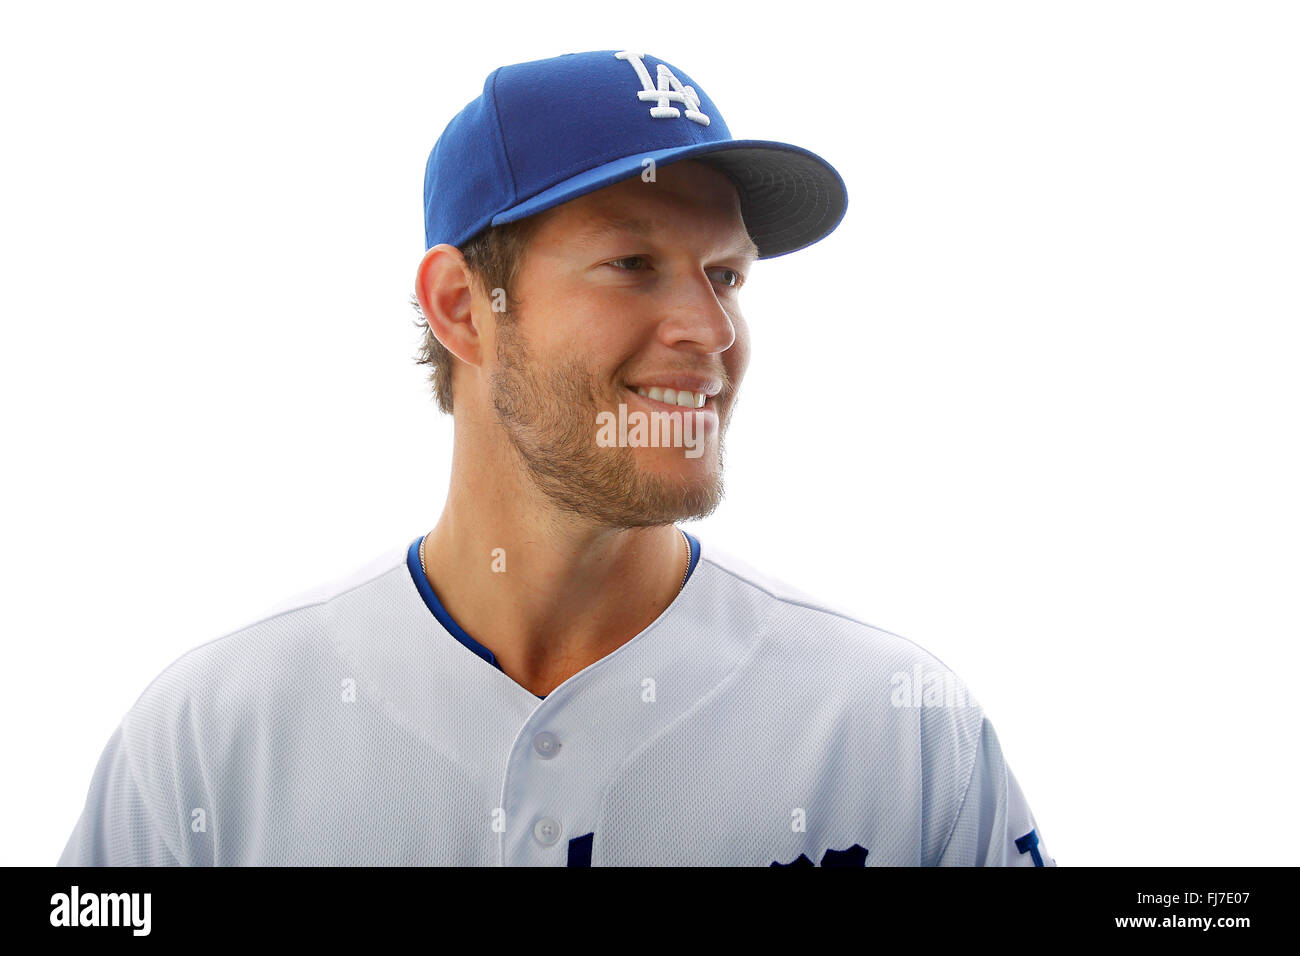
left=56, top=533, right=1056, bottom=866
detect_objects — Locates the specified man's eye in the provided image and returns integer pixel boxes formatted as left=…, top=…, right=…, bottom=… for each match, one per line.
left=607, top=256, right=648, bottom=270
left=709, top=268, right=744, bottom=289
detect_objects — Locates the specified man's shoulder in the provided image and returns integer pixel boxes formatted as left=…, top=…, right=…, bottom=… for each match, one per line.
left=696, top=537, right=967, bottom=679
left=692, top=538, right=990, bottom=814
left=120, top=542, right=413, bottom=738
left=246, top=541, right=413, bottom=623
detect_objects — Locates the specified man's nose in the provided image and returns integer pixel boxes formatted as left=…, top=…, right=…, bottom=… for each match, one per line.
left=657, top=271, right=737, bottom=353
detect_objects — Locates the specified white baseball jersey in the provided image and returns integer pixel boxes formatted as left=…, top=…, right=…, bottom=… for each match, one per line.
left=57, top=532, right=1056, bottom=866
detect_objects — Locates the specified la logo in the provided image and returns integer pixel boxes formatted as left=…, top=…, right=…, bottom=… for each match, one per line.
left=614, top=51, right=710, bottom=126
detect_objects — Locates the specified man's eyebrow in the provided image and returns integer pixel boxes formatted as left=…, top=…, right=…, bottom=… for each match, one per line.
left=573, top=213, right=761, bottom=262
left=571, top=215, right=656, bottom=246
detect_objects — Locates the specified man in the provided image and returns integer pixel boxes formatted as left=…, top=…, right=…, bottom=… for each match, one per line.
left=58, top=50, right=1056, bottom=866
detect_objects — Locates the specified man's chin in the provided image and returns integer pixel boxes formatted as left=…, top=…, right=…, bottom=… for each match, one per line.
left=616, top=460, right=725, bottom=525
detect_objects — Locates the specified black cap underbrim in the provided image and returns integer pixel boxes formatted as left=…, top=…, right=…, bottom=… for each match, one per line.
left=686, top=142, right=848, bottom=259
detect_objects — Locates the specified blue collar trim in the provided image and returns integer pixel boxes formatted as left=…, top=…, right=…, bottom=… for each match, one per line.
left=406, top=538, right=503, bottom=671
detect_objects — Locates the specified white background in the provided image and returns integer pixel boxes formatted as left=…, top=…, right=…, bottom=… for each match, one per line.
left=3, top=0, right=1296, bottom=866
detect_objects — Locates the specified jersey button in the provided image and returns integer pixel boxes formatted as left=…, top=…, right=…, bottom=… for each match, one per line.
left=533, top=817, right=562, bottom=846
left=532, top=731, right=561, bottom=759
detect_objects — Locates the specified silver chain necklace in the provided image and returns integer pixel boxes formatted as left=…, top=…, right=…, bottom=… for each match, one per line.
left=676, top=528, right=690, bottom=593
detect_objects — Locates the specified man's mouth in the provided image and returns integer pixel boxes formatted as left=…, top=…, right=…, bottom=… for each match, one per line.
left=628, top=385, right=707, bottom=409
left=621, top=378, right=722, bottom=410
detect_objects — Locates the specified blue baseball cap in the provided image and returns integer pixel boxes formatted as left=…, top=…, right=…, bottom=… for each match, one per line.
left=423, top=50, right=848, bottom=259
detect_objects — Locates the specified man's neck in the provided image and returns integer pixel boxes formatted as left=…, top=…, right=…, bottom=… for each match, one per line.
left=420, top=497, right=688, bottom=698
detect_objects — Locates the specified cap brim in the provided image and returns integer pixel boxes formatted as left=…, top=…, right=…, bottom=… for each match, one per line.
left=489, top=139, right=847, bottom=259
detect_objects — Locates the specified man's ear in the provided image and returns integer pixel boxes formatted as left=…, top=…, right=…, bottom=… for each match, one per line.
left=415, top=243, right=484, bottom=369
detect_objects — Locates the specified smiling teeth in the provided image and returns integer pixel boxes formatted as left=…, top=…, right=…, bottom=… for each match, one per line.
left=635, top=386, right=706, bottom=408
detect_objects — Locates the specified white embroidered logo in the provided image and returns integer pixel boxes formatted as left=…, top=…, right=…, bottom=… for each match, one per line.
left=614, top=51, right=710, bottom=126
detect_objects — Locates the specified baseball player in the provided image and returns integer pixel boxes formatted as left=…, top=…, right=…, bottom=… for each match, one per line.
left=57, top=49, right=1056, bottom=866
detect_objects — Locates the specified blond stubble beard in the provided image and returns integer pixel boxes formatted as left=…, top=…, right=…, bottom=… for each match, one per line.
left=488, top=317, right=728, bottom=528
